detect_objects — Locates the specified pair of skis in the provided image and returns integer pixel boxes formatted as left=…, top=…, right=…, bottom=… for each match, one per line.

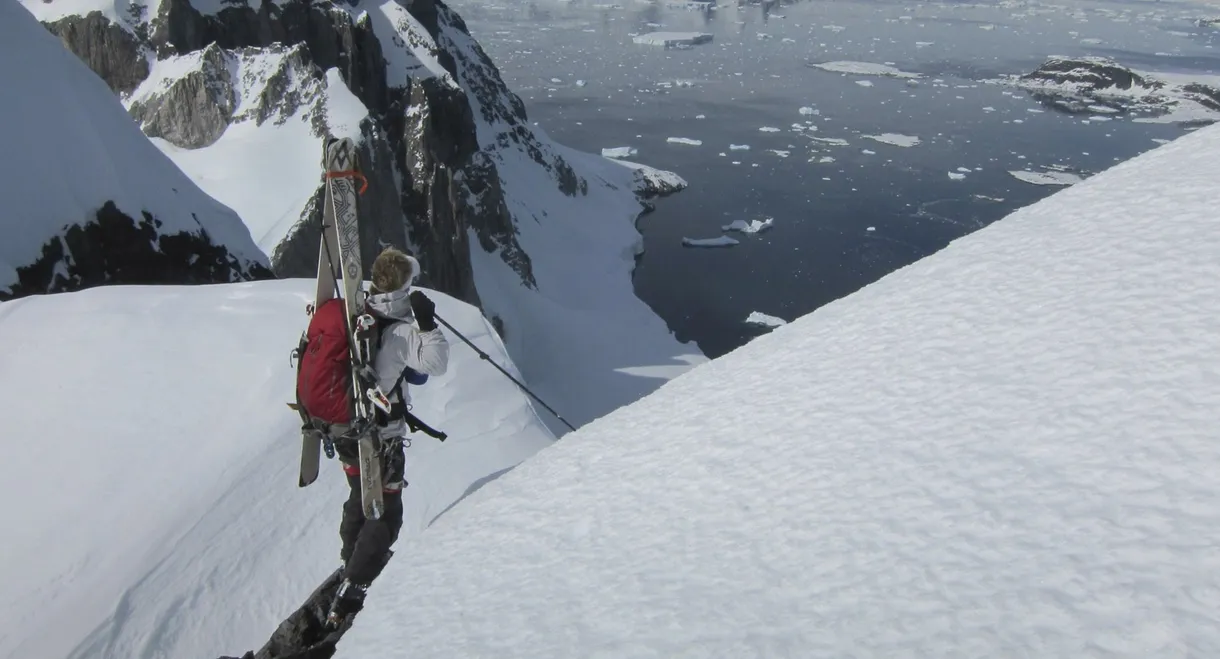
left=297, top=137, right=386, bottom=520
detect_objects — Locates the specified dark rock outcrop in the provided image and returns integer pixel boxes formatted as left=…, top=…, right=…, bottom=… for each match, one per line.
left=1014, top=57, right=1220, bottom=125
left=217, top=568, right=351, bottom=659
left=1181, top=82, right=1220, bottom=112
left=128, top=43, right=236, bottom=148
left=1019, top=56, right=1153, bottom=93
left=2, top=201, right=273, bottom=301
left=44, top=11, right=149, bottom=95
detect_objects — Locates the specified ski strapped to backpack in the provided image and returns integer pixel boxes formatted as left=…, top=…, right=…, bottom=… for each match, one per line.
left=288, top=138, right=445, bottom=519
left=289, top=300, right=449, bottom=448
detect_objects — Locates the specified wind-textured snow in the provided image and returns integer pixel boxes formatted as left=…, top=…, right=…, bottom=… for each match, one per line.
left=341, top=125, right=1220, bottom=658
left=810, top=60, right=922, bottom=79
left=0, top=280, right=552, bottom=659
left=0, top=1, right=267, bottom=292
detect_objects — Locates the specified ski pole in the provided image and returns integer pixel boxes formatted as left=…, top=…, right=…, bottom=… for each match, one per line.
left=434, top=313, right=578, bottom=432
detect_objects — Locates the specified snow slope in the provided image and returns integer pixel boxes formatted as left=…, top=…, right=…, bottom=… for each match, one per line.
left=0, top=1, right=267, bottom=294
left=341, top=125, right=1220, bottom=657
left=0, top=280, right=553, bottom=659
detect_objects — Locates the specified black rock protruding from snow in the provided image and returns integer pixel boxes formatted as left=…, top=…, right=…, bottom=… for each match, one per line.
left=6, top=202, right=273, bottom=301
left=1010, top=56, right=1220, bottom=124
left=1, top=2, right=272, bottom=301
left=1020, top=56, right=1148, bottom=93
left=217, top=569, right=351, bottom=659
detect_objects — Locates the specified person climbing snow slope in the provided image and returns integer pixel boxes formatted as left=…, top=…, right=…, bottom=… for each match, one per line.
left=329, top=247, right=449, bottom=624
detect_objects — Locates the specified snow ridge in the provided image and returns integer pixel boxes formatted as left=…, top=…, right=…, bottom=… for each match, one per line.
left=340, top=125, right=1220, bottom=658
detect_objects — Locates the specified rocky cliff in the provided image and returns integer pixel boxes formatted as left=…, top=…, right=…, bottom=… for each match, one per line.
left=38, top=0, right=611, bottom=306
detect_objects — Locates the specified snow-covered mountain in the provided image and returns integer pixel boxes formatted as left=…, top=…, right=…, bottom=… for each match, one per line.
left=0, top=280, right=554, bottom=659
left=337, top=124, right=1220, bottom=657
left=0, top=1, right=271, bottom=300
left=22, top=0, right=703, bottom=429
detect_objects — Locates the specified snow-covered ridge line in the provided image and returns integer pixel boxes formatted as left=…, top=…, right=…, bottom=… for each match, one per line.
left=1, top=0, right=270, bottom=299
left=340, top=123, right=1220, bottom=658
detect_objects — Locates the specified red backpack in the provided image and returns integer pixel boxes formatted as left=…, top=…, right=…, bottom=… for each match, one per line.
left=296, top=298, right=356, bottom=425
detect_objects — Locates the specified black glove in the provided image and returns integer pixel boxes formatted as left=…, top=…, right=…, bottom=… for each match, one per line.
left=409, top=290, right=437, bottom=331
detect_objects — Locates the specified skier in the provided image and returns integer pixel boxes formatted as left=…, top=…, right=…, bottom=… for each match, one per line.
left=329, top=247, right=450, bottom=622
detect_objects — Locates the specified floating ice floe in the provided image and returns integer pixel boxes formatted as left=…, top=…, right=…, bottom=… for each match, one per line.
left=759, top=126, right=781, bottom=133
left=856, top=80, right=875, bottom=87
left=745, top=311, right=788, bottom=328
left=601, top=147, right=638, bottom=159
left=633, top=32, right=714, bottom=48
left=729, top=144, right=751, bottom=151
left=811, top=137, right=850, bottom=147
left=863, top=133, right=921, bottom=147
left=1008, top=170, right=1084, bottom=186
left=948, top=172, right=967, bottom=180
left=667, top=137, right=703, bottom=146
left=722, top=218, right=775, bottom=234
left=809, top=61, right=922, bottom=79
left=682, top=236, right=740, bottom=248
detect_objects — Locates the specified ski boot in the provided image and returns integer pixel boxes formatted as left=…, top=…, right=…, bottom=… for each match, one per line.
left=325, top=578, right=368, bottom=629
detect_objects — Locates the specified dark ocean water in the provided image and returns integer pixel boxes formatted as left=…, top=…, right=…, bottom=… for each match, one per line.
left=450, top=0, right=1219, bottom=357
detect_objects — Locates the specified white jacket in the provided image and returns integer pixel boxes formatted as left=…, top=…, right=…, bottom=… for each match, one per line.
left=366, top=288, right=449, bottom=436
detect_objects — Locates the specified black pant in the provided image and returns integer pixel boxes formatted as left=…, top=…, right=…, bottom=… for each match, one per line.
left=338, top=442, right=405, bottom=586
